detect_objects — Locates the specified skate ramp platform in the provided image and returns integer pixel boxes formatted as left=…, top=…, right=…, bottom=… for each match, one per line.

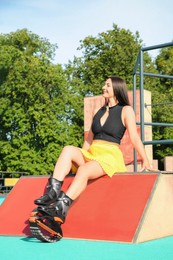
left=0, top=173, right=173, bottom=243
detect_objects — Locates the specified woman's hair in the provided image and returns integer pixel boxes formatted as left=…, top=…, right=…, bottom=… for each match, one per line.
left=109, top=76, right=130, bottom=106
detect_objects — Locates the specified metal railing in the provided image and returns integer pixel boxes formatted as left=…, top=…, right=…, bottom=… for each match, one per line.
left=133, top=42, right=173, bottom=171
left=0, top=171, right=29, bottom=194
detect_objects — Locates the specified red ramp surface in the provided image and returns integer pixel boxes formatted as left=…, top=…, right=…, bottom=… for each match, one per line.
left=63, top=174, right=157, bottom=242
left=0, top=174, right=159, bottom=242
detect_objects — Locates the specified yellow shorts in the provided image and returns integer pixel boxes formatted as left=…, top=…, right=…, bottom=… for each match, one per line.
left=72, top=140, right=127, bottom=177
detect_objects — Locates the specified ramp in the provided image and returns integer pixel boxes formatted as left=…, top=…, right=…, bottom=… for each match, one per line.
left=0, top=177, right=48, bottom=236
left=0, top=173, right=173, bottom=243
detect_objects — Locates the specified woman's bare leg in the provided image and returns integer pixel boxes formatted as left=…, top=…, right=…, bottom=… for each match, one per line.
left=37, top=160, right=106, bottom=221
left=66, top=160, right=106, bottom=200
left=52, top=145, right=86, bottom=181
left=34, top=145, right=86, bottom=205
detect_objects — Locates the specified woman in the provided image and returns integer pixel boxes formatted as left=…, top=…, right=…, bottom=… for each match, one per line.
left=35, top=76, right=152, bottom=223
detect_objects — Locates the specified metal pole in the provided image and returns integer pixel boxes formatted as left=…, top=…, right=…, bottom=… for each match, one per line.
left=136, top=122, right=173, bottom=127
left=141, top=42, right=173, bottom=52
left=144, top=140, right=173, bottom=145
left=136, top=72, right=173, bottom=79
left=132, top=41, right=173, bottom=174
left=133, top=74, right=137, bottom=172
left=139, top=50, right=145, bottom=142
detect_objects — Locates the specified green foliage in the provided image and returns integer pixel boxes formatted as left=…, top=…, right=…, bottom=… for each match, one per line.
left=67, top=24, right=142, bottom=96
left=151, top=47, right=173, bottom=166
left=0, top=26, right=172, bottom=174
left=0, top=29, right=82, bottom=175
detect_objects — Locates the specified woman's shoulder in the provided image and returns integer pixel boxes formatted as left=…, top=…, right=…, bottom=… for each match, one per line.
left=122, top=105, right=135, bottom=122
left=122, top=105, right=134, bottom=114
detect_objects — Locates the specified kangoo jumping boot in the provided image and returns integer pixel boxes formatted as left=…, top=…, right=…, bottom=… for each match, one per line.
left=34, top=178, right=63, bottom=206
left=38, top=191, right=73, bottom=223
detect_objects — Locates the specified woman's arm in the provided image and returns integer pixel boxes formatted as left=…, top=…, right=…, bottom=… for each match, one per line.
left=82, top=106, right=99, bottom=150
left=82, top=128, right=94, bottom=150
left=122, top=106, right=152, bottom=171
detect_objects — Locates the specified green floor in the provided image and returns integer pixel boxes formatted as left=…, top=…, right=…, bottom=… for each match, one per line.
left=1, top=235, right=173, bottom=260
left=1, top=197, right=173, bottom=260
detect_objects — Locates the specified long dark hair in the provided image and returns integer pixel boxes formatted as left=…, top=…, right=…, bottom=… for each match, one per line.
left=109, top=76, right=130, bottom=106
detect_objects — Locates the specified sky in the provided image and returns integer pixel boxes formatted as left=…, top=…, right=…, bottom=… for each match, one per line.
left=0, top=0, right=173, bottom=64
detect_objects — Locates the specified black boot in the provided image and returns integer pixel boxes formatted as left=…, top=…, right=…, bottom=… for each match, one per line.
left=38, top=191, right=73, bottom=223
left=34, top=178, right=63, bottom=206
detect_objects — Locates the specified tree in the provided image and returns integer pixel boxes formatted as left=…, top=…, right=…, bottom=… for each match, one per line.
left=151, top=46, right=173, bottom=167
left=0, top=29, right=77, bottom=175
left=1, top=26, right=171, bottom=174
left=68, top=24, right=143, bottom=96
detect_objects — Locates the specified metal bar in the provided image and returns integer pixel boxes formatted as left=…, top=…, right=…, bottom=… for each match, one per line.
left=145, top=101, right=173, bottom=107
left=133, top=74, right=137, bottom=113
left=132, top=42, right=173, bottom=172
left=139, top=50, right=145, bottom=142
left=144, top=140, right=173, bottom=145
left=141, top=42, right=173, bottom=52
left=133, top=74, right=137, bottom=172
left=133, top=149, right=137, bottom=172
left=136, top=72, right=173, bottom=79
left=133, top=51, right=140, bottom=75
left=136, top=122, right=173, bottom=127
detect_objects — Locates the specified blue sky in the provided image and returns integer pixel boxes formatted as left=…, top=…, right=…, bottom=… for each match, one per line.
left=0, top=0, right=173, bottom=64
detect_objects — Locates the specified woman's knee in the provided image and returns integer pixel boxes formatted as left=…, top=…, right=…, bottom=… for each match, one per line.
left=61, top=145, right=76, bottom=155
left=61, top=145, right=85, bottom=165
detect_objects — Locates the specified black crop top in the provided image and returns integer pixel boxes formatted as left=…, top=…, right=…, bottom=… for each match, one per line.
left=91, top=104, right=126, bottom=144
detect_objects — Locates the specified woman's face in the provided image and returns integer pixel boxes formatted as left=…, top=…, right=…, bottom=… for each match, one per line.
left=102, top=78, right=114, bottom=99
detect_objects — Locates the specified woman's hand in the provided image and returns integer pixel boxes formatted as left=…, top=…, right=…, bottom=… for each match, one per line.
left=140, top=161, right=160, bottom=172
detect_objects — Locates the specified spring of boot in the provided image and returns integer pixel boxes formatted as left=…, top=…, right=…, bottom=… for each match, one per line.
left=29, top=209, right=63, bottom=243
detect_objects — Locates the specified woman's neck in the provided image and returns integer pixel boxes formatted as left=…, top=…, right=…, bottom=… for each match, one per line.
left=107, top=98, right=118, bottom=107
